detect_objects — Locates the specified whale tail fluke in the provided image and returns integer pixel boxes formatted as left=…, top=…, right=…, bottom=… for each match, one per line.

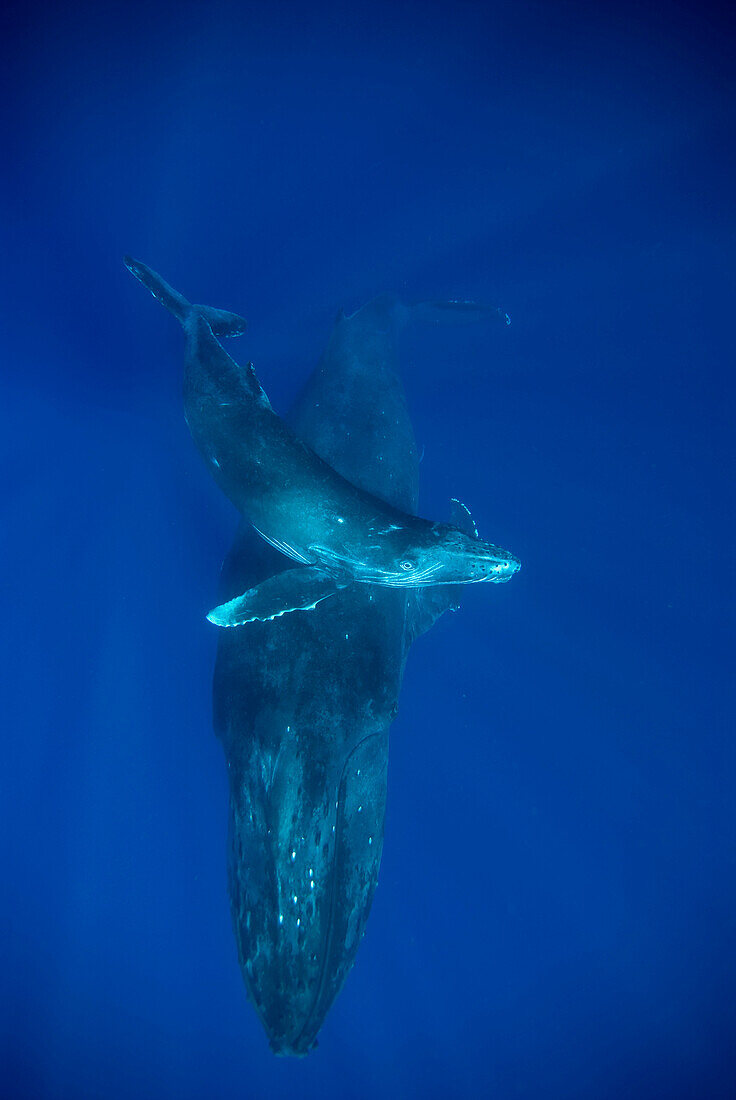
left=124, top=256, right=190, bottom=323
left=409, top=299, right=511, bottom=327
left=124, top=257, right=248, bottom=337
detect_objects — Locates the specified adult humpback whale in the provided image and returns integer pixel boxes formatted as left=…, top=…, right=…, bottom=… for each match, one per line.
left=124, top=259, right=520, bottom=631
left=213, top=296, right=508, bottom=1054
left=125, top=260, right=519, bottom=1054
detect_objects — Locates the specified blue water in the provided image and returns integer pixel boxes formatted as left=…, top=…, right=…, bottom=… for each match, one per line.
left=2, top=1, right=734, bottom=1097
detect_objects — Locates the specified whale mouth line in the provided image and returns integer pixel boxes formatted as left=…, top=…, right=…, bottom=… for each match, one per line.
left=367, top=564, right=443, bottom=586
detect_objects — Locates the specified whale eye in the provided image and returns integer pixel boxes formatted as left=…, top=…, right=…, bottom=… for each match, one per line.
left=400, top=560, right=415, bottom=571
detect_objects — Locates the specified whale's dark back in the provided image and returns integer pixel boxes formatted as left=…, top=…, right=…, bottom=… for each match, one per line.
left=213, top=295, right=419, bottom=1054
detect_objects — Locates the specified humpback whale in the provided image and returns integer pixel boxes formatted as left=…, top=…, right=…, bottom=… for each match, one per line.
left=124, top=259, right=520, bottom=631
left=125, top=260, right=519, bottom=1054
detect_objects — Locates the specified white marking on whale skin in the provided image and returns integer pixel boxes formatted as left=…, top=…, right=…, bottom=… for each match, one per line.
left=253, top=525, right=311, bottom=565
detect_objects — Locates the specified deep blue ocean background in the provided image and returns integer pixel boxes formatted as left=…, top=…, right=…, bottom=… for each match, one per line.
left=2, top=1, right=734, bottom=1097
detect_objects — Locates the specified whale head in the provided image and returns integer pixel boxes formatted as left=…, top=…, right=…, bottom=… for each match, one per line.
left=390, top=522, right=521, bottom=586
left=312, top=520, right=520, bottom=588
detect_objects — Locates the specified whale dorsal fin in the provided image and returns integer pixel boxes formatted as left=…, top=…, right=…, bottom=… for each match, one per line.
left=207, top=566, right=351, bottom=628
left=449, top=498, right=479, bottom=539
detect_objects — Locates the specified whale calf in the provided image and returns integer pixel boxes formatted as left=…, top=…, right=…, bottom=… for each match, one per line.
left=124, top=259, right=520, bottom=630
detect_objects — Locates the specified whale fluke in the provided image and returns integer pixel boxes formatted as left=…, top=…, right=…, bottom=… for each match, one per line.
left=409, top=299, right=511, bottom=327
left=123, top=257, right=248, bottom=337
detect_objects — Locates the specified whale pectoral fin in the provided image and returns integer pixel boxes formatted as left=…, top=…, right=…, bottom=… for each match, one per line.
left=406, top=585, right=462, bottom=642
left=207, top=567, right=351, bottom=628
left=450, top=497, right=479, bottom=539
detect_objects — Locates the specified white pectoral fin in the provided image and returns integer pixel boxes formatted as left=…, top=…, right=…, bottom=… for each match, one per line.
left=207, top=567, right=351, bottom=628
